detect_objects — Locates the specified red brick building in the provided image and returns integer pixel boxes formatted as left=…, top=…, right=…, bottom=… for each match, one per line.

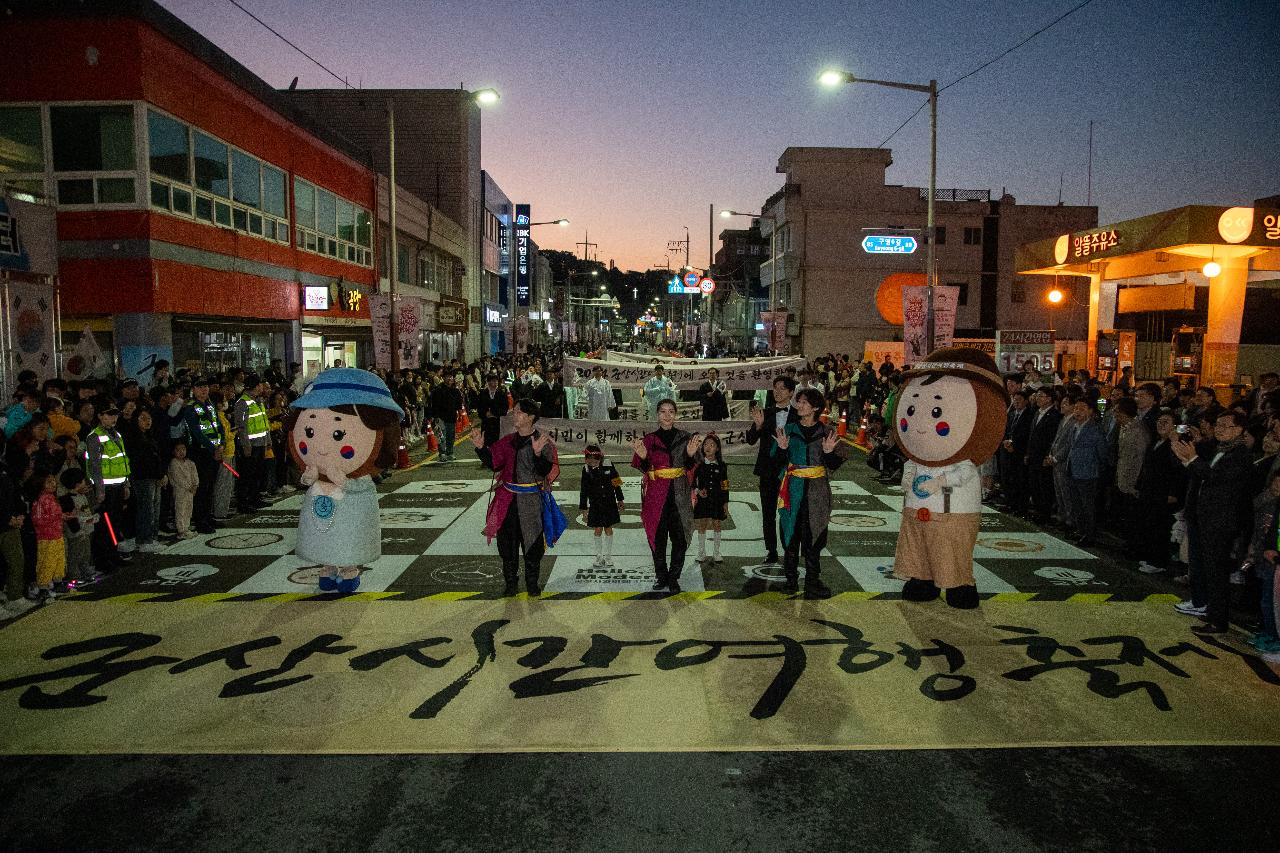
left=1, top=0, right=381, bottom=376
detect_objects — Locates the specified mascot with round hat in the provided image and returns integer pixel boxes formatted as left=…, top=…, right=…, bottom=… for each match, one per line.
left=286, top=368, right=403, bottom=593
left=891, top=347, right=1009, bottom=609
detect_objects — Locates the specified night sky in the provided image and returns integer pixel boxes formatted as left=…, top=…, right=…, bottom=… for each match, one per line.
left=159, top=0, right=1280, bottom=272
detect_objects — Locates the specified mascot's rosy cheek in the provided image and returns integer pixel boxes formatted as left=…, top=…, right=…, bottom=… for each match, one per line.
left=889, top=348, right=1009, bottom=609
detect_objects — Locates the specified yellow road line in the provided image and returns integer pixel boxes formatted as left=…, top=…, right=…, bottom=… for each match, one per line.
left=341, top=591, right=403, bottom=601
left=1143, top=593, right=1182, bottom=604
left=422, top=591, right=482, bottom=601
left=988, top=592, right=1038, bottom=602
left=255, top=592, right=317, bottom=603
left=588, top=591, right=640, bottom=601
left=1067, top=592, right=1113, bottom=604
left=102, top=592, right=168, bottom=603
left=835, top=591, right=879, bottom=600
left=184, top=592, right=241, bottom=603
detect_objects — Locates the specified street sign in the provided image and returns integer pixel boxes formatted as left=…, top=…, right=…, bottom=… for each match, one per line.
left=668, top=274, right=701, bottom=295
left=862, top=235, right=918, bottom=254
left=682, top=271, right=700, bottom=288
left=699, top=277, right=716, bottom=294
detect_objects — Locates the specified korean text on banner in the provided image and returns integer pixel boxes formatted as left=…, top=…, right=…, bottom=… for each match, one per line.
left=500, top=417, right=757, bottom=456
left=563, top=356, right=806, bottom=389
left=368, top=293, right=393, bottom=371
left=902, top=285, right=959, bottom=361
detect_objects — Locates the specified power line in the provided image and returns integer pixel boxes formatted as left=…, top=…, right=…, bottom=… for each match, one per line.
left=876, top=0, right=1100, bottom=147
left=223, top=0, right=352, bottom=88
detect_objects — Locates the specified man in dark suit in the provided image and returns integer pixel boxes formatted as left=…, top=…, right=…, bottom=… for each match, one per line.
left=745, top=376, right=799, bottom=565
left=1023, top=387, right=1062, bottom=523
left=1000, top=390, right=1034, bottom=514
left=476, top=373, right=509, bottom=446
left=1173, top=410, right=1255, bottom=634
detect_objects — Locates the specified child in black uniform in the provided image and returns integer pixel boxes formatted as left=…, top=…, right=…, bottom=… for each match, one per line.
left=693, top=434, right=729, bottom=562
left=578, top=444, right=624, bottom=567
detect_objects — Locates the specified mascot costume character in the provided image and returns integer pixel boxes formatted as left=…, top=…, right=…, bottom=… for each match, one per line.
left=287, top=368, right=403, bottom=593
left=891, top=347, right=1008, bottom=609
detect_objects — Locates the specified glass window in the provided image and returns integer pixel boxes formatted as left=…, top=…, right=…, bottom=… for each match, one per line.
left=316, top=189, right=337, bottom=236
left=147, top=110, right=189, bottom=183
left=96, top=177, right=135, bottom=204
left=214, top=200, right=231, bottom=227
left=232, top=207, right=247, bottom=231
left=248, top=212, right=262, bottom=235
left=195, top=195, right=213, bottom=221
left=262, top=166, right=286, bottom=218
left=57, top=178, right=94, bottom=204
left=150, top=180, right=170, bottom=209
left=50, top=105, right=135, bottom=171
left=397, top=245, right=409, bottom=284
left=356, top=209, right=372, bottom=247
left=172, top=186, right=192, bottom=215
left=193, top=132, right=229, bottom=197
left=337, top=198, right=354, bottom=242
left=0, top=106, right=44, bottom=174
left=293, top=178, right=315, bottom=229
left=231, top=149, right=260, bottom=208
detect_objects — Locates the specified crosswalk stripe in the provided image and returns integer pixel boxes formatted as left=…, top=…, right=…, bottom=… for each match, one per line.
left=1067, top=593, right=1113, bottom=604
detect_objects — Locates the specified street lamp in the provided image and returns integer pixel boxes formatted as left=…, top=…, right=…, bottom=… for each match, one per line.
left=819, top=68, right=939, bottom=353
left=473, top=88, right=500, bottom=106
left=1047, top=288, right=1064, bottom=305
left=529, top=219, right=570, bottom=227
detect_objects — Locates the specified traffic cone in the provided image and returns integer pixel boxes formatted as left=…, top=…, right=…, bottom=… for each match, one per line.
left=855, top=418, right=867, bottom=446
left=427, top=423, right=439, bottom=452
left=820, top=411, right=830, bottom=425
left=456, top=409, right=470, bottom=433
left=396, top=441, right=411, bottom=469
left=837, top=414, right=848, bottom=437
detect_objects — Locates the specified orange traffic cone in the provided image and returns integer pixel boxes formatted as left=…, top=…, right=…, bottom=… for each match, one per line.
left=837, top=415, right=848, bottom=437
left=427, top=424, right=439, bottom=452
left=456, top=409, right=470, bottom=433
left=820, top=411, right=830, bottom=425
left=396, top=441, right=411, bottom=469
left=855, top=418, right=867, bottom=446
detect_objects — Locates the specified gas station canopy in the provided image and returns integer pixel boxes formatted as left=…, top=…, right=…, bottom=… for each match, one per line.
left=1016, top=204, right=1280, bottom=386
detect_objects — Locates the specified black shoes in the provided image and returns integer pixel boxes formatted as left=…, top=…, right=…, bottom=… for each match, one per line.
left=902, top=578, right=941, bottom=602
left=782, top=576, right=800, bottom=594
left=945, top=584, right=979, bottom=609
left=668, top=579, right=682, bottom=593
left=764, top=552, right=780, bottom=565
left=1191, top=622, right=1227, bottom=635
left=652, top=570, right=668, bottom=591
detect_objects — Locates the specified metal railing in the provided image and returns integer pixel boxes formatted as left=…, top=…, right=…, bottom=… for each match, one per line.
left=918, top=188, right=991, bottom=202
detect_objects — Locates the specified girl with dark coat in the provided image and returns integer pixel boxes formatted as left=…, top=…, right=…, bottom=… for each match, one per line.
left=693, top=434, right=729, bottom=563
left=578, top=444, right=624, bottom=567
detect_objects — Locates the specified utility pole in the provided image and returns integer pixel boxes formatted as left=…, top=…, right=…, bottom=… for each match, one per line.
left=387, top=98, right=400, bottom=371
left=708, top=203, right=715, bottom=352
left=574, top=231, right=598, bottom=340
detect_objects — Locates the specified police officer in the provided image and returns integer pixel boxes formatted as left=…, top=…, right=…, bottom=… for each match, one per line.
left=85, top=404, right=132, bottom=571
left=234, top=372, right=271, bottom=511
left=181, top=376, right=226, bottom=534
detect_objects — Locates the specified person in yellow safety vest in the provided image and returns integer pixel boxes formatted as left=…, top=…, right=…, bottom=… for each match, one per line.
left=84, top=404, right=133, bottom=570
left=234, top=373, right=272, bottom=512
left=180, top=376, right=226, bottom=535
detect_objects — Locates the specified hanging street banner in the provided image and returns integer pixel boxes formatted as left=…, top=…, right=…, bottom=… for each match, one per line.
left=368, top=293, right=393, bottom=370
left=564, top=355, right=805, bottom=389
left=901, top=285, right=959, bottom=362
left=501, top=417, right=756, bottom=455
left=514, top=204, right=531, bottom=307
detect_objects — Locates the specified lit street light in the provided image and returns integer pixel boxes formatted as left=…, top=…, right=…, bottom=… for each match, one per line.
left=474, top=88, right=500, bottom=105
left=1047, top=288, right=1064, bottom=304
left=819, top=68, right=939, bottom=353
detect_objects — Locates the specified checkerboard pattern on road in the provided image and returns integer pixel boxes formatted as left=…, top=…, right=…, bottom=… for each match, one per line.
left=58, top=456, right=1178, bottom=604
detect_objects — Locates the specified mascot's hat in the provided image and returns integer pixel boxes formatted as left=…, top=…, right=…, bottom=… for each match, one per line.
left=900, top=347, right=1009, bottom=402
left=292, top=367, right=404, bottom=417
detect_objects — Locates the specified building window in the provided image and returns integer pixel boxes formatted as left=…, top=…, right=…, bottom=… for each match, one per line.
left=293, top=176, right=372, bottom=266
left=397, top=245, right=409, bottom=285
left=193, top=132, right=229, bottom=198
left=948, top=281, right=968, bottom=306
left=0, top=106, right=47, bottom=198
left=47, top=104, right=136, bottom=206
left=934, top=226, right=946, bottom=245
left=147, top=111, right=189, bottom=183
left=963, top=226, right=982, bottom=245
left=147, top=110, right=289, bottom=244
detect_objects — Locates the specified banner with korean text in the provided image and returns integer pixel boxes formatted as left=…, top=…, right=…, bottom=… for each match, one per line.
left=564, top=355, right=804, bottom=389
left=501, top=417, right=757, bottom=456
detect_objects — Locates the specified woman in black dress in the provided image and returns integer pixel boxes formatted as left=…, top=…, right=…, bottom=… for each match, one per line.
left=578, top=444, right=624, bottom=567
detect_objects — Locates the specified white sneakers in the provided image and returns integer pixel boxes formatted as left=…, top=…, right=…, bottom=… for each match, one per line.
left=1174, top=599, right=1207, bottom=617
left=1137, top=561, right=1165, bottom=574
left=139, top=542, right=167, bottom=553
